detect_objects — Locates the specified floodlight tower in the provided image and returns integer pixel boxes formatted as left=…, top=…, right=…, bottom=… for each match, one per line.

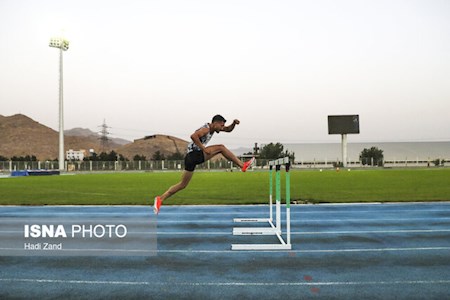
left=49, top=37, right=69, bottom=171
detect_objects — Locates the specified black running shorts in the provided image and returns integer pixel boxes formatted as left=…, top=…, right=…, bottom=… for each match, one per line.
left=184, top=150, right=205, bottom=172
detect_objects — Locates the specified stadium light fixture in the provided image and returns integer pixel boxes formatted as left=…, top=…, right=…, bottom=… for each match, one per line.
left=49, top=37, right=69, bottom=171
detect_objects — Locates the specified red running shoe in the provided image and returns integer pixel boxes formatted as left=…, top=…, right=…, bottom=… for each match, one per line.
left=241, top=157, right=255, bottom=172
left=153, top=196, right=162, bottom=214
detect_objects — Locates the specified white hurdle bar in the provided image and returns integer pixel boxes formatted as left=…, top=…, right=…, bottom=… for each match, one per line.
left=232, top=157, right=292, bottom=250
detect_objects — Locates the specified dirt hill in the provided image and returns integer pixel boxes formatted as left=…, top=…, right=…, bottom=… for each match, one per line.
left=116, top=135, right=188, bottom=160
left=0, top=114, right=188, bottom=161
left=0, top=114, right=56, bottom=160
left=0, top=114, right=123, bottom=160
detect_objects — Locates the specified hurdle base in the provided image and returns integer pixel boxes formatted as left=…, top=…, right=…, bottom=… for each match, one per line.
left=233, top=218, right=272, bottom=223
left=231, top=244, right=292, bottom=251
left=233, top=227, right=280, bottom=236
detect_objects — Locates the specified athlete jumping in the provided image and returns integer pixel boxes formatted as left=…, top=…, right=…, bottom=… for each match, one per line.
left=153, top=114, right=255, bottom=214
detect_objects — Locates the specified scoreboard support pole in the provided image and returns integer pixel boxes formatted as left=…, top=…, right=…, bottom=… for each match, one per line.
left=341, top=133, right=347, bottom=168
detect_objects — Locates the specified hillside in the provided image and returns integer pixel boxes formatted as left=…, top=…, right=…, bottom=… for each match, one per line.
left=0, top=114, right=188, bottom=161
left=0, top=114, right=59, bottom=160
left=0, top=114, right=121, bottom=160
left=116, top=135, right=188, bottom=160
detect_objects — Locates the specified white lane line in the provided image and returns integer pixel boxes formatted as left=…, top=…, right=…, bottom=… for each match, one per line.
left=1, top=211, right=446, bottom=216
left=151, top=209, right=450, bottom=215
left=152, top=247, right=450, bottom=253
left=155, top=217, right=450, bottom=223
left=294, top=229, right=450, bottom=235
left=0, top=229, right=450, bottom=236
left=1, top=278, right=449, bottom=287
left=2, top=217, right=449, bottom=223
left=1, top=247, right=449, bottom=254
left=155, top=229, right=450, bottom=235
left=2, top=209, right=449, bottom=216
left=2, top=228, right=449, bottom=236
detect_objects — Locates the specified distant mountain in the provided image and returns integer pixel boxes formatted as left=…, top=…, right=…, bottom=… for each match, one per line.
left=65, top=127, right=98, bottom=138
left=231, top=147, right=252, bottom=156
left=65, top=127, right=130, bottom=146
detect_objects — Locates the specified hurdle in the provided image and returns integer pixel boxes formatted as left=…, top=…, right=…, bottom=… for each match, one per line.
left=232, top=157, right=291, bottom=250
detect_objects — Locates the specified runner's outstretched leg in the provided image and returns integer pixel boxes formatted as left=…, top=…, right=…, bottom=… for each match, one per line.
left=154, top=171, right=193, bottom=214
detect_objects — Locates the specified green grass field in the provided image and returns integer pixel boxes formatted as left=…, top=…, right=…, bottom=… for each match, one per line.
left=1, top=168, right=449, bottom=205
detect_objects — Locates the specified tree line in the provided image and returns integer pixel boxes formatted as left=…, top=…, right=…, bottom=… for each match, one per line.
left=2, top=145, right=408, bottom=167
left=0, top=151, right=184, bottom=162
left=0, top=155, right=38, bottom=161
left=83, top=150, right=184, bottom=162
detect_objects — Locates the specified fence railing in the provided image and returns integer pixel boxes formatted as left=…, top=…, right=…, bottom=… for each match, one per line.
left=0, top=158, right=448, bottom=173
left=295, top=158, right=448, bottom=169
left=0, top=159, right=234, bottom=172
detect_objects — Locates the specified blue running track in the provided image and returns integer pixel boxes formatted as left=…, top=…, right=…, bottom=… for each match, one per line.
left=1, top=202, right=450, bottom=299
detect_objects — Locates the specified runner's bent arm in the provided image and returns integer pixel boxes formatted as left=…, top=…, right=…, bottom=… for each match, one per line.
left=222, top=119, right=240, bottom=132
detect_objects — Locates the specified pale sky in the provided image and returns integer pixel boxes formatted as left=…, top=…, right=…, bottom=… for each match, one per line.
left=1, top=0, right=449, bottom=148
